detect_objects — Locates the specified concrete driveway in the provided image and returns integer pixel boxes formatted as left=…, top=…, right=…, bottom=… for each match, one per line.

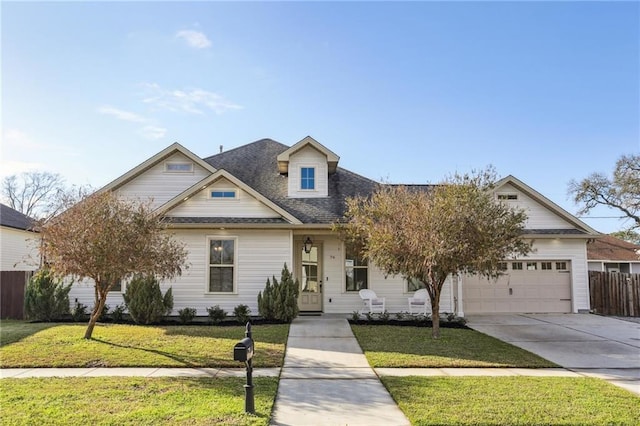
left=466, top=314, right=640, bottom=395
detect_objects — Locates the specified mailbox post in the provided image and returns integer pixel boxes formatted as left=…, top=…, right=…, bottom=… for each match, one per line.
left=233, top=322, right=255, bottom=414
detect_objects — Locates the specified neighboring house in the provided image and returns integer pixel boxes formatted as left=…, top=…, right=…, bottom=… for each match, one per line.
left=68, top=136, right=599, bottom=316
left=0, top=203, right=39, bottom=319
left=587, top=235, right=640, bottom=274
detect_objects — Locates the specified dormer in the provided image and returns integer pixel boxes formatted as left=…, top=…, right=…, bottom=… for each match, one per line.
left=277, top=136, right=340, bottom=198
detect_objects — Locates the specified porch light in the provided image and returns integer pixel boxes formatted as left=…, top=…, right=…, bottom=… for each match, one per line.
left=303, top=237, right=313, bottom=254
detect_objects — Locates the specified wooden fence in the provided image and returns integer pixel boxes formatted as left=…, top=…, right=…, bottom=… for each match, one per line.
left=0, top=271, right=31, bottom=319
left=589, top=271, right=640, bottom=317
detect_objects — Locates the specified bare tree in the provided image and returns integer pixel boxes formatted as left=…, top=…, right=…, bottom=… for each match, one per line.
left=335, top=169, right=531, bottom=339
left=2, top=171, right=66, bottom=219
left=569, top=154, right=640, bottom=230
left=40, top=191, right=189, bottom=339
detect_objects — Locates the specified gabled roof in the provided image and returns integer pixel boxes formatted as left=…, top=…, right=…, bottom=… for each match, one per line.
left=495, top=175, right=599, bottom=236
left=587, top=235, right=640, bottom=262
left=203, top=139, right=379, bottom=224
left=100, top=142, right=217, bottom=192
left=156, top=168, right=303, bottom=225
left=276, top=136, right=340, bottom=174
left=0, top=203, right=35, bottom=231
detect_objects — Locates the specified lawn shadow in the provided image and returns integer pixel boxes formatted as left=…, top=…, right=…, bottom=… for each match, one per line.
left=0, top=321, right=59, bottom=347
left=91, top=337, right=201, bottom=367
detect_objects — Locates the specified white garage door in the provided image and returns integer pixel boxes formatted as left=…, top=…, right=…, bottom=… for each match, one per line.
left=462, top=260, right=572, bottom=314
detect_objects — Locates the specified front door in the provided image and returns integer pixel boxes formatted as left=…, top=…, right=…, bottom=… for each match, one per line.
left=298, top=244, right=322, bottom=311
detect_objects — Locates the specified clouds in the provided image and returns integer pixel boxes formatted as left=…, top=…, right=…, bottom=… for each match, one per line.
left=142, top=83, right=242, bottom=115
left=98, top=105, right=166, bottom=140
left=175, top=30, right=211, bottom=49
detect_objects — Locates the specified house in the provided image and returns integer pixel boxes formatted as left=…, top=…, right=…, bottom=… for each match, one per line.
left=587, top=235, right=640, bottom=274
left=0, top=203, right=39, bottom=319
left=67, top=136, right=599, bottom=316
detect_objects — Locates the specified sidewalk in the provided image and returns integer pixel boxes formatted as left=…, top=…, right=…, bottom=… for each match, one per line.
left=270, top=315, right=410, bottom=426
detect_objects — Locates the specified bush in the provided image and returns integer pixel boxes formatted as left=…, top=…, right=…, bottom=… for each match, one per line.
left=378, top=310, right=390, bottom=323
left=207, top=305, right=227, bottom=325
left=233, top=304, right=251, bottom=325
left=72, top=301, right=88, bottom=322
left=24, top=269, right=71, bottom=321
left=111, top=304, right=126, bottom=323
left=351, top=311, right=361, bottom=321
left=123, top=275, right=173, bottom=324
left=178, top=307, right=197, bottom=324
left=257, top=263, right=300, bottom=322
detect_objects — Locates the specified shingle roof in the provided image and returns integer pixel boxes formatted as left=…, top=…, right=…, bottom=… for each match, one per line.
left=0, top=203, right=35, bottom=231
left=587, top=235, right=640, bottom=261
left=203, top=139, right=380, bottom=224
left=164, top=217, right=290, bottom=225
left=524, top=229, right=588, bottom=235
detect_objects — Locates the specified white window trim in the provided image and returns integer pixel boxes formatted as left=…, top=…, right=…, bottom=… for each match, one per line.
left=209, top=188, right=238, bottom=200
left=205, top=236, right=238, bottom=295
left=164, top=161, right=194, bottom=173
left=299, top=165, right=317, bottom=192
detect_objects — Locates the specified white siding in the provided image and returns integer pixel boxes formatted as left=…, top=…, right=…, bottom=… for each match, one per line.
left=588, top=261, right=604, bottom=272
left=0, top=227, right=39, bottom=271
left=68, top=229, right=293, bottom=315
left=117, top=152, right=211, bottom=209
left=167, top=178, right=280, bottom=218
left=632, top=264, right=640, bottom=274
left=496, top=183, right=573, bottom=230
left=287, top=146, right=329, bottom=198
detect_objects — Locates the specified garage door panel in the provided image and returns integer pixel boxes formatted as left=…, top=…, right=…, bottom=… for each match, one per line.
left=463, top=260, right=572, bottom=314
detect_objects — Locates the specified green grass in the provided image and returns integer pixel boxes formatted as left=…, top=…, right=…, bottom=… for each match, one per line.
left=351, top=325, right=556, bottom=367
left=0, top=322, right=288, bottom=368
left=382, top=376, right=639, bottom=425
left=1, top=377, right=278, bottom=425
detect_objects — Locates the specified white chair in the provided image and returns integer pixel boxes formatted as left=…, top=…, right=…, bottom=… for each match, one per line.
left=359, top=289, right=386, bottom=313
left=408, top=288, right=430, bottom=315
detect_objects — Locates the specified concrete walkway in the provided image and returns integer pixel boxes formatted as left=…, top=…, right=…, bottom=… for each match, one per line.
left=270, top=316, right=410, bottom=426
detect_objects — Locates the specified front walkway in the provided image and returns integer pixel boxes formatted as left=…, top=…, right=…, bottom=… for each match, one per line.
left=270, top=315, right=410, bottom=426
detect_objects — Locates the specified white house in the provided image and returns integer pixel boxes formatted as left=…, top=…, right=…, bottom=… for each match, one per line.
left=68, top=137, right=599, bottom=316
left=1, top=203, right=39, bottom=319
left=587, top=235, right=640, bottom=274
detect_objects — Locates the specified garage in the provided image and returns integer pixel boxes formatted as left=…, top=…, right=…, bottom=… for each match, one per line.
left=462, top=260, right=572, bottom=314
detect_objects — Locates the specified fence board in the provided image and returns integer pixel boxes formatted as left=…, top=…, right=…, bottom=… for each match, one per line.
left=589, top=271, right=640, bottom=317
left=0, top=271, right=30, bottom=319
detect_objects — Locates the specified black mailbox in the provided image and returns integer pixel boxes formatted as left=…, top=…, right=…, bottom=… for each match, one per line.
left=234, top=337, right=254, bottom=362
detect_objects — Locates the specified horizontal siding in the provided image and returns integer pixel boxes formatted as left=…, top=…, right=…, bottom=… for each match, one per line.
left=0, top=227, right=39, bottom=271
left=288, top=146, right=329, bottom=198
left=497, top=183, right=573, bottom=230
left=117, top=152, right=211, bottom=209
left=167, top=177, right=280, bottom=218
left=68, top=229, right=292, bottom=316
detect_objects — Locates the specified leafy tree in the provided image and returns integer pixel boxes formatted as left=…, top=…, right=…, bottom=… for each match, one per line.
left=609, top=230, right=640, bottom=245
left=40, top=191, right=188, bottom=339
left=569, top=154, right=640, bottom=231
left=335, top=169, right=531, bottom=338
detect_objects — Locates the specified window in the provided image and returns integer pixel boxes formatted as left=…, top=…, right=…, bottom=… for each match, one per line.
left=541, top=262, right=552, bottom=270
left=165, top=162, right=193, bottom=173
left=527, top=262, right=537, bottom=271
left=497, top=193, right=518, bottom=201
left=556, top=262, right=568, bottom=271
left=512, top=262, right=523, bottom=270
left=208, top=238, right=235, bottom=292
left=407, top=278, right=426, bottom=292
left=345, top=248, right=368, bottom=291
left=211, top=190, right=236, bottom=199
left=301, top=167, right=315, bottom=190
left=498, top=262, right=508, bottom=271
left=109, top=279, right=122, bottom=292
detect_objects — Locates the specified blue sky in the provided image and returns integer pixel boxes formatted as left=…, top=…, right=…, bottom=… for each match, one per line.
left=2, top=1, right=638, bottom=233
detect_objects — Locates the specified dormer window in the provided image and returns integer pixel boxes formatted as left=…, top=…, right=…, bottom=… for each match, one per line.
left=165, top=162, right=193, bottom=173
left=210, top=190, right=237, bottom=199
left=301, top=167, right=315, bottom=190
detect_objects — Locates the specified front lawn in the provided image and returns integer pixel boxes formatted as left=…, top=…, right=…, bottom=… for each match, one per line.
left=0, top=322, right=288, bottom=368
left=1, top=376, right=278, bottom=426
left=382, top=376, right=639, bottom=425
left=351, top=325, right=556, bottom=367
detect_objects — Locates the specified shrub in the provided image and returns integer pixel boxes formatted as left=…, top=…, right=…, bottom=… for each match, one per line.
left=365, top=311, right=374, bottom=321
left=72, top=302, right=88, bottom=322
left=178, top=307, right=197, bottom=324
left=395, top=311, right=406, bottom=321
left=111, top=304, right=126, bottom=323
left=207, top=305, right=227, bottom=325
left=233, top=304, right=251, bottom=325
left=351, top=311, right=361, bottom=321
left=257, top=263, right=300, bottom=322
left=378, top=310, right=390, bottom=323
left=24, top=269, right=71, bottom=321
left=123, top=275, right=173, bottom=324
